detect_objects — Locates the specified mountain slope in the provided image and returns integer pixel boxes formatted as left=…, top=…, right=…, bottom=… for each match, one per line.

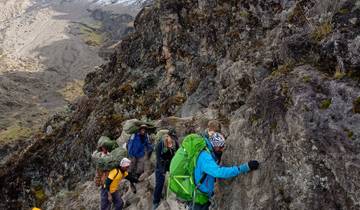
left=90, top=0, right=152, bottom=9
left=0, top=0, right=359, bottom=209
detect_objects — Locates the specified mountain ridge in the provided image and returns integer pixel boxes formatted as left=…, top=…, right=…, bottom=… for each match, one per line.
left=0, top=0, right=359, bottom=209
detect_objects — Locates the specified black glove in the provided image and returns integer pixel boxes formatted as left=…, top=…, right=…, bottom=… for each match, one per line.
left=248, top=160, right=259, bottom=170
left=126, top=173, right=139, bottom=183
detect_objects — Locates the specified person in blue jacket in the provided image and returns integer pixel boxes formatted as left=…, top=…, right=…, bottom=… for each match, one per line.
left=127, top=124, right=153, bottom=177
left=192, top=132, right=259, bottom=210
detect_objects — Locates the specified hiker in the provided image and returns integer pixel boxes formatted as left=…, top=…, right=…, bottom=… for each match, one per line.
left=99, top=145, right=109, bottom=156
left=127, top=124, right=153, bottom=177
left=202, top=120, right=221, bottom=141
left=94, top=145, right=110, bottom=186
left=191, top=132, right=259, bottom=210
left=101, top=158, right=138, bottom=210
left=152, top=129, right=179, bottom=209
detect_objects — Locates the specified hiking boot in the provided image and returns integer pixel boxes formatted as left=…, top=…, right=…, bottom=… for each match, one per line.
left=152, top=203, right=160, bottom=210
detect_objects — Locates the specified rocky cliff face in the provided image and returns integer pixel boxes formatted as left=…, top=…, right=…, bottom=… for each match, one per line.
left=1, top=0, right=360, bottom=209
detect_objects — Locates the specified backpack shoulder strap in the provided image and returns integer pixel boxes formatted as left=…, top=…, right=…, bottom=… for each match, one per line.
left=197, top=173, right=207, bottom=188
left=174, top=138, right=179, bottom=149
left=127, top=134, right=136, bottom=149
left=114, top=168, right=120, bottom=179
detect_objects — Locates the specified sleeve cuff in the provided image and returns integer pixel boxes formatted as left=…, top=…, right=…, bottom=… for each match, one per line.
left=238, top=163, right=250, bottom=173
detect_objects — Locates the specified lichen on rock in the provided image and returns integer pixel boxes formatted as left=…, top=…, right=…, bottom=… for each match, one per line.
left=1, top=0, right=360, bottom=210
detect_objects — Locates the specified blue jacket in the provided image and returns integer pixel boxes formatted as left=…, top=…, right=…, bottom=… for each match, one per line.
left=194, top=139, right=250, bottom=197
left=127, top=132, right=153, bottom=158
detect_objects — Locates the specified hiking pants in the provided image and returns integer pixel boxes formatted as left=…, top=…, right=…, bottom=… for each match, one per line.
left=129, top=156, right=145, bottom=177
left=188, top=202, right=211, bottom=210
left=153, top=166, right=166, bottom=205
left=100, top=188, right=123, bottom=210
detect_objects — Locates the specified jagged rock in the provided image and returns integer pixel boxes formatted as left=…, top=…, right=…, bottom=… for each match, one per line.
left=157, top=199, right=187, bottom=210
left=1, top=0, right=360, bottom=210
left=116, top=130, right=131, bottom=148
left=216, top=66, right=360, bottom=209
left=44, top=181, right=99, bottom=210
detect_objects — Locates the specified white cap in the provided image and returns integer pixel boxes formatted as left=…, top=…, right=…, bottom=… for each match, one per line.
left=120, top=158, right=131, bottom=167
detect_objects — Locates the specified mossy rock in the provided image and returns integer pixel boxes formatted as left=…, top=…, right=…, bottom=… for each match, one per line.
left=249, top=115, right=260, bottom=125
left=32, top=185, right=47, bottom=207
left=288, top=3, right=307, bottom=25
left=80, top=24, right=103, bottom=46
left=239, top=11, right=250, bottom=18
left=0, top=125, right=32, bottom=142
left=271, top=62, right=295, bottom=77
left=185, top=79, right=200, bottom=94
left=312, top=21, right=332, bottom=42
left=159, top=92, right=187, bottom=114
left=353, top=97, right=360, bottom=114
left=338, top=8, right=350, bottom=15
left=112, top=114, right=126, bottom=126
left=320, top=98, right=332, bottom=109
left=58, top=80, right=85, bottom=102
left=334, top=70, right=346, bottom=80
left=302, top=75, right=311, bottom=83
left=119, top=82, right=134, bottom=94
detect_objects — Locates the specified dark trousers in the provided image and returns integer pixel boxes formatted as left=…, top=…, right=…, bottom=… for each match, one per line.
left=153, top=167, right=166, bottom=205
left=129, top=156, right=145, bottom=177
left=100, top=188, right=123, bottom=210
left=188, top=202, right=211, bottom=210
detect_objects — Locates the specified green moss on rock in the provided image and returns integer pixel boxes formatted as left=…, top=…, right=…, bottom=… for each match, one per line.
left=338, top=8, right=350, bottom=15
left=303, top=75, right=311, bottom=83
left=185, top=79, right=200, bottom=95
left=249, top=115, right=260, bottom=125
left=320, top=98, right=332, bottom=109
left=271, top=63, right=295, bottom=76
left=334, top=69, right=346, bottom=80
left=344, top=128, right=354, bottom=139
left=0, top=126, right=32, bottom=142
left=33, top=185, right=47, bottom=207
left=312, top=21, right=332, bottom=42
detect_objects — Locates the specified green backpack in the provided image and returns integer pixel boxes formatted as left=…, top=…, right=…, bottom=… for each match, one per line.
left=168, top=134, right=209, bottom=205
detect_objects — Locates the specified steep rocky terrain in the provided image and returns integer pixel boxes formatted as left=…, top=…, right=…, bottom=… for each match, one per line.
left=1, top=0, right=360, bottom=209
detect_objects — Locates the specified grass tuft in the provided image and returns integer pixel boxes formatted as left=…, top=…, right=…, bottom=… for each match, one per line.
left=319, top=98, right=332, bottom=109
left=0, top=125, right=32, bottom=142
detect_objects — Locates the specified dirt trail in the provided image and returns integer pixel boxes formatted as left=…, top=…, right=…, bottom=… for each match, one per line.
left=0, top=0, right=105, bottom=142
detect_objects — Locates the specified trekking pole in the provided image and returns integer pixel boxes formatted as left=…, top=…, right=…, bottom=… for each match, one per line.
left=192, top=188, right=197, bottom=210
left=191, top=173, right=207, bottom=209
left=166, top=173, right=170, bottom=200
